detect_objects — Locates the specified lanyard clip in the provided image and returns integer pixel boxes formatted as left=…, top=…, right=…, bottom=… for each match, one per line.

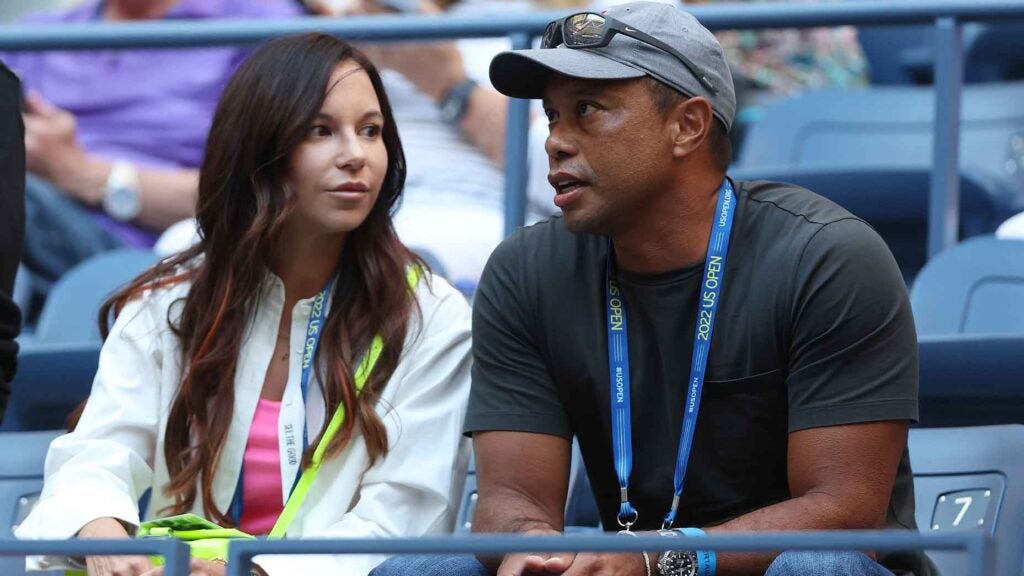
left=661, top=495, right=681, bottom=530
left=617, top=491, right=638, bottom=531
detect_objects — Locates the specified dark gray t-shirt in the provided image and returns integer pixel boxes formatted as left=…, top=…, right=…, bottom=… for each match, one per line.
left=466, top=179, right=929, bottom=575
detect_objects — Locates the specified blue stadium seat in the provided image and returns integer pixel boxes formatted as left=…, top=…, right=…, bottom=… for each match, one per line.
left=918, top=334, right=1024, bottom=427
left=736, top=81, right=1024, bottom=200
left=29, top=248, right=159, bottom=346
left=1, top=343, right=100, bottom=432
left=728, top=166, right=1020, bottom=280
left=0, top=429, right=63, bottom=576
left=857, top=22, right=1023, bottom=86
left=909, top=425, right=1024, bottom=576
left=910, top=236, right=1024, bottom=335
left=857, top=24, right=937, bottom=85
left=963, top=23, right=1024, bottom=84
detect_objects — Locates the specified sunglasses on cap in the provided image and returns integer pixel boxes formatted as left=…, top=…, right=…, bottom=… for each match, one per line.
left=541, top=12, right=718, bottom=94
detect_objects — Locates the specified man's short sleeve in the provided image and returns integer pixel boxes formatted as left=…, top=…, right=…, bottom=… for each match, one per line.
left=786, top=218, right=919, bottom=431
left=464, top=233, right=572, bottom=439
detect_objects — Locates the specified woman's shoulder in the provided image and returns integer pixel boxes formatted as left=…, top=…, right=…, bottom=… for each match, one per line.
left=412, top=269, right=470, bottom=317
left=114, top=265, right=197, bottom=332
left=408, top=269, right=472, bottom=338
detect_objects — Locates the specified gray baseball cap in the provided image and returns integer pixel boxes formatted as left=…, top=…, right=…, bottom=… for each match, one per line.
left=489, top=1, right=736, bottom=131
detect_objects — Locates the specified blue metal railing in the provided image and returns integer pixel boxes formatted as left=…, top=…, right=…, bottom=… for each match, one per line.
left=0, top=538, right=190, bottom=574
left=0, top=530, right=991, bottom=575
left=1, top=0, right=1023, bottom=256
left=224, top=531, right=991, bottom=576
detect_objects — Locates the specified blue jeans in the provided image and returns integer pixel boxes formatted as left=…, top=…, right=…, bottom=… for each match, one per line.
left=371, top=554, right=489, bottom=576
left=21, top=175, right=123, bottom=315
left=370, top=550, right=896, bottom=576
left=766, top=551, right=896, bottom=576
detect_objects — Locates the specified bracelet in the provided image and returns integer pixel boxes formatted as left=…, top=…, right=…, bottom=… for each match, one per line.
left=618, top=529, right=652, bottom=576
left=676, top=528, right=716, bottom=576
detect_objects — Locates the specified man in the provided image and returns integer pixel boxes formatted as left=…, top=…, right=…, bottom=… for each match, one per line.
left=373, top=2, right=930, bottom=576
left=0, top=61, right=25, bottom=423
left=1, top=0, right=302, bottom=311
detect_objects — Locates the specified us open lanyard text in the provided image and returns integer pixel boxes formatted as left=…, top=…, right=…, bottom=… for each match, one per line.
left=230, top=276, right=336, bottom=525
left=606, top=179, right=736, bottom=530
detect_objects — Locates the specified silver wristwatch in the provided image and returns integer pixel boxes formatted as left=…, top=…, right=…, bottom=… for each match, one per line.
left=656, top=529, right=698, bottom=576
left=102, top=160, right=142, bottom=222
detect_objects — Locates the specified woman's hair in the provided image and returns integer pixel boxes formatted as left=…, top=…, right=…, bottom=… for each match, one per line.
left=97, top=33, right=421, bottom=525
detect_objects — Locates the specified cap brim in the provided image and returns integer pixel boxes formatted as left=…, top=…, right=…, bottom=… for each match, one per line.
left=489, top=48, right=646, bottom=99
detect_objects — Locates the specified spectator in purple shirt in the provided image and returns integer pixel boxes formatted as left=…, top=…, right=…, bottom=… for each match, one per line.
left=1, top=0, right=302, bottom=312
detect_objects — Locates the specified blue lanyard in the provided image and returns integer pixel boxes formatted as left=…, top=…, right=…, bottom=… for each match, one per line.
left=606, top=179, right=736, bottom=530
left=229, top=277, right=336, bottom=526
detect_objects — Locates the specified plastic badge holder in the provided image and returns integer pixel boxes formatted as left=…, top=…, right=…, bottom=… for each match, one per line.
left=64, top=514, right=255, bottom=575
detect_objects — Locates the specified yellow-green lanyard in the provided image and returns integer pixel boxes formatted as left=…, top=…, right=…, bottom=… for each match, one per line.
left=268, top=265, right=422, bottom=538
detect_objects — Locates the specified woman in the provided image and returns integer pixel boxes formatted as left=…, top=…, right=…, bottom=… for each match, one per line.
left=16, top=33, right=472, bottom=576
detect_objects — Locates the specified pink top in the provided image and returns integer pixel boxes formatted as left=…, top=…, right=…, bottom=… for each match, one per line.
left=238, top=398, right=285, bottom=535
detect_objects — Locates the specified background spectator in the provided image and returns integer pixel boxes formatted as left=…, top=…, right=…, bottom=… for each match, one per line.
left=0, top=0, right=302, bottom=316
left=0, top=61, right=24, bottom=424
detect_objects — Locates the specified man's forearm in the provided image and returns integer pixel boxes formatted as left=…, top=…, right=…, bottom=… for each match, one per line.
left=701, top=492, right=883, bottom=575
left=135, top=166, right=199, bottom=229
left=458, top=87, right=508, bottom=167
left=472, top=489, right=563, bottom=572
left=59, top=158, right=199, bottom=230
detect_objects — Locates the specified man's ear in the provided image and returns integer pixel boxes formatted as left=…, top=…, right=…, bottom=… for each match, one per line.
left=668, top=97, right=714, bottom=160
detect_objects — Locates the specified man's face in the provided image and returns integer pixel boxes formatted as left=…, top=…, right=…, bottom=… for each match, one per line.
left=542, top=74, right=676, bottom=236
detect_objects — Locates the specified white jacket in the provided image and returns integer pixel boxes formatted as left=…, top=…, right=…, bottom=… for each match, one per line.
left=15, top=271, right=473, bottom=576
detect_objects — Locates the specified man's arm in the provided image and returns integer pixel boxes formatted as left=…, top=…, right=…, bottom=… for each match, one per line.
left=23, top=91, right=198, bottom=231
left=472, top=431, right=571, bottom=572
left=706, top=420, right=909, bottom=575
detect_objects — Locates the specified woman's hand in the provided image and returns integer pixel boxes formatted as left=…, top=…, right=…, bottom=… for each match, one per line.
left=77, top=517, right=154, bottom=576
left=140, top=558, right=268, bottom=576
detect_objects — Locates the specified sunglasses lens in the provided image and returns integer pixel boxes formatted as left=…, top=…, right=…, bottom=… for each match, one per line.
left=564, top=13, right=606, bottom=47
left=542, top=21, right=561, bottom=49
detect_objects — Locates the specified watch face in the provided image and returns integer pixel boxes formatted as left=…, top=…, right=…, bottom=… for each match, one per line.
left=657, top=550, right=697, bottom=576
left=106, top=185, right=141, bottom=220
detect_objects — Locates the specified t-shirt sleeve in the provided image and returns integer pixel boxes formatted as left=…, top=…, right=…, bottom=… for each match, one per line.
left=786, top=218, right=919, bottom=432
left=464, top=233, right=572, bottom=439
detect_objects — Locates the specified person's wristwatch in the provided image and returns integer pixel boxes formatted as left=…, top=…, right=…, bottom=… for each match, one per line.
left=439, top=78, right=478, bottom=125
left=656, top=529, right=698, bottom=576
left=102, top=160, right=142, bottom=222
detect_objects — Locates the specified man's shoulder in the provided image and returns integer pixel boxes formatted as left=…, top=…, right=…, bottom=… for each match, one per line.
left=737, top=178, right=863, bottom=230
left=491, top=214, right=601, bottom=269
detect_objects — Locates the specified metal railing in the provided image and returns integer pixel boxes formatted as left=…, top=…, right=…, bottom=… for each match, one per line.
left=1, top=0, right=1023, bottom=256
left=222, top=528, right=991, bottom=573
left=0, top=530, right=992, bottom=575
left=225, top=531, right=990, bottom=576
left=0, top=538, right=190, bottom=574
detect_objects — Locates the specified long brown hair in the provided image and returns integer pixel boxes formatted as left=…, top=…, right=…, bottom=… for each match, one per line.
left=98, top=33, right=420, bottom=525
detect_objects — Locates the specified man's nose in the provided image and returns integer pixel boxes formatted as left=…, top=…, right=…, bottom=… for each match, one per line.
left=545, top=124, right=579, bottom=162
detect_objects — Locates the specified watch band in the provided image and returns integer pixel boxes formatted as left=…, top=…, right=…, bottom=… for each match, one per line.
left=439, top=78, right=478, bottom=125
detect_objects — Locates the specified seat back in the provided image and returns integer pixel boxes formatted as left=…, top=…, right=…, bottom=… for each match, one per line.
left=918, top=335, right=1024, bottom=427
left=909, top=425, right=1024, bottom=576
left=910, top=236, right=1024, bottom=335
left=736, top=82, right=1024, bottom=202
left=964, top=23, right=1024, bottom=83
left=1, top=343, right=101, bottom=432
left=32, top=249, right=159, bottom=345
left=0, top=430, right=63, bottom=576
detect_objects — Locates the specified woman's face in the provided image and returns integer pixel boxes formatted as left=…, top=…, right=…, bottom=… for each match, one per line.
left=282, top=61, right=388, bottom=239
